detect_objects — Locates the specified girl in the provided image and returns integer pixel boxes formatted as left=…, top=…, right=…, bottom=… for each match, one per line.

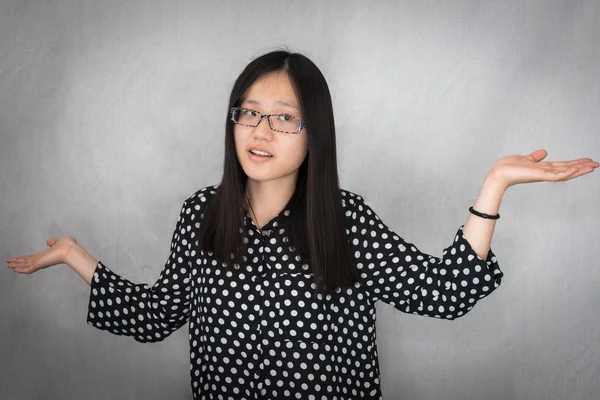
left=7, top=50, right=598, bottom=399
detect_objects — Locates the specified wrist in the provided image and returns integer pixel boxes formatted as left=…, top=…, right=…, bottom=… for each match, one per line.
left=471, top=174, right=506, bottom=217
left=64, top=243, right=96, bottom=268
left=63, top=243, right=80, bottom=266
left=487, top=165, right=509, bottom=193
left=485, top=175, right=507, bottom=195
left=64, top=243, right=99, bottom=286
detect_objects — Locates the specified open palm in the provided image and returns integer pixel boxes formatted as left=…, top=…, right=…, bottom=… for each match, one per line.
left=489, top=149, right=599, bottom=189
left=6, top=236, right=77, bottom=274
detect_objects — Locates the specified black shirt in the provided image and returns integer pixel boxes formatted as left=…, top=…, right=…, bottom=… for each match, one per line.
left=86, top=184, right=503, bottom=399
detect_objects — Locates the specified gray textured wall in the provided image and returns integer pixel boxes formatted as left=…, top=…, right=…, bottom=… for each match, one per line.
left=1, top=1, right=599, bottom=399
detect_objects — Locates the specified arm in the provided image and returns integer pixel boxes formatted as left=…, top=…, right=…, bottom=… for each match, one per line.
left=79, top=199, right=194, bottom=343
left=343, top=191, right=503, bottom=320
left=461, top=173, right=506, bottom=260
left=343, top=149, right=598, bottom=320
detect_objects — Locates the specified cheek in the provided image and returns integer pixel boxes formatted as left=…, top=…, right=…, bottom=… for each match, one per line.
left=299, top=135, right=308, bottom=158
left=234, top=130, right=245, bottom=153
left=289, top=137, right=308, bottom=165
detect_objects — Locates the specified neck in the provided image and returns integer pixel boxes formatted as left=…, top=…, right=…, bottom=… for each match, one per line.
left=245, top=174, right=297, bottom=228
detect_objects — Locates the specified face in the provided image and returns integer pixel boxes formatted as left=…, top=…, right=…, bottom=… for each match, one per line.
left=234, top=71, right=308, bottom=187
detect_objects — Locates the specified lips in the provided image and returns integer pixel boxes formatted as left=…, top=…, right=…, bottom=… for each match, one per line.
left=248, top=148, right=273, bottom=157
left=247, top=147, right=273, bottom=163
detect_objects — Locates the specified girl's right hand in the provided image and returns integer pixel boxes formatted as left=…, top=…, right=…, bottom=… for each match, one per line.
left=7, top=236, right=79, bottom=274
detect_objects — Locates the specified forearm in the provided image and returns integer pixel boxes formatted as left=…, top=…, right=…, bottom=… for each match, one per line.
left=64, top=244, right=99, bottom=286
left=462, top=173, right=507, bottom=260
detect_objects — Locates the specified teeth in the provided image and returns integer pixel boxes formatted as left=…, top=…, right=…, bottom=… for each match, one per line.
left=250, top=149, right=272, bottom=157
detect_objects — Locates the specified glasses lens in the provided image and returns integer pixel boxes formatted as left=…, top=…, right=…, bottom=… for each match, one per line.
left=233, top=108, right=260, bottom=125
left=270, top=114, right=300, bottom=133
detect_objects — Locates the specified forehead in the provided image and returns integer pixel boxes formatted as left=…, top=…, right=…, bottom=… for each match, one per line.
left=242, top=72, right=299, bottom=110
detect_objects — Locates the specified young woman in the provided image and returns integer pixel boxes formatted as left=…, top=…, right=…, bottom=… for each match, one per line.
left=7, top=50, right=598, bottom=399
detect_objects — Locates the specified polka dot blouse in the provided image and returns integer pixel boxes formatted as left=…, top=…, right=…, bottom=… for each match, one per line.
left=87, top=185, right=503, bottom=399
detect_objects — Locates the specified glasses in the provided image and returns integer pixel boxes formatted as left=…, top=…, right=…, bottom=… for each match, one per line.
left=230, top=107, right=305, bottom=134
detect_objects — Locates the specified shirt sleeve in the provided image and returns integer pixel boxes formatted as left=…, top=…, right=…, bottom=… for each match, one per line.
left=343, top=192, right=504, bottom=320
left=86, top=199, right=193, bottom=342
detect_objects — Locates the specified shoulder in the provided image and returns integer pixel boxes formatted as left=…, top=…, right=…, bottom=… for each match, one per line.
left=339, top=188, right=385, bottom=227
left=185, top=184, right=219, bottom=204
left=340, top=188, right=366, bottom=209
left=180, top=184, right=220, bottom=216
left=339, top=188, right=374, bottom=222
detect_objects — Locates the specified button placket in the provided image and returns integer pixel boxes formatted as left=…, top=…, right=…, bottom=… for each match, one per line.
left=261, top=229, right=272, bottom=237
left=255, top=223, right=272, bottom=393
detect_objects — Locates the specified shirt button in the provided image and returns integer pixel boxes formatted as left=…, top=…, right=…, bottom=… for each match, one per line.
left=261, top=230, right=272, bottom=237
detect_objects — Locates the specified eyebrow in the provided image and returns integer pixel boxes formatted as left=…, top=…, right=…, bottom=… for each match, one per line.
left=242, top=99, right=299, bottom=110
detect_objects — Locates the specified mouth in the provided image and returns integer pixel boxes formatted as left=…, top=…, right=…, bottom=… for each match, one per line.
left=248, top=149, right=273, bottom=160
left=249, top=149, right=272, bottom=157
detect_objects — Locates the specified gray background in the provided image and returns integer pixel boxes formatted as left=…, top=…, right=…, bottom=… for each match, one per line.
left=1, top=1, right=599, bottom=399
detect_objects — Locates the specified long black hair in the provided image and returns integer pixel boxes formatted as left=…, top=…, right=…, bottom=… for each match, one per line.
left=196, top=48, right=359, bottom=295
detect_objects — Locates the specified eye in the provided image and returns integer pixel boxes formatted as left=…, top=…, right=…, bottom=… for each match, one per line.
left=277, top=114, right=294, bottom=121
left=242, top=108, right=258, bottom=117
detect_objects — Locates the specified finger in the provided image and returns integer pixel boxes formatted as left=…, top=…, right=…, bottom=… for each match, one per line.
left=527, top=149, right=548, bottom=162
left=14, top=267, right=32, bottom=274
left=543, top=165, right=576, bottom=174
left=586, top=160, right=600, bottom=168
left=546, top=160, right=579, bottom=168
left=8, top=260, right=26, bottom=269
left=7, top=256, right=28, bottom=264
left=538, top=163, right=572, bottom=170
left=565, top=166, right=597, bottom=180
left=548, top=158, right=596, bottom=168
left=7, top=255, right=34, bottom=262
left=10, top=264, right=23, bottom=272
left=541, top=166, right=577, bottom=173
left=6, top=259, right=19, bottom=267
left=8, top=256, right=33, bottom=268
left=543, top=167, right=578, bottom=181
left=557, top=167, right=589, bottom=181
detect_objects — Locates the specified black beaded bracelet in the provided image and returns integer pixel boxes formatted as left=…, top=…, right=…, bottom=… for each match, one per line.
left=469, top=206, right=500, bottom=220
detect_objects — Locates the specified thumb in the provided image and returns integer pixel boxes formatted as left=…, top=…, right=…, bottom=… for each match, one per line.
left=527, top=149, right=548, bottom=162
left=46, top=238, right=58, bottom=247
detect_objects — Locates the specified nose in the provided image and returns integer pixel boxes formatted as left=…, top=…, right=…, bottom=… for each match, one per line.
left=251, top=115, right=274, bottom=140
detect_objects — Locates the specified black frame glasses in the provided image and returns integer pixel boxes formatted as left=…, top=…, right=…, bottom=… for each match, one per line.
left=230, top=107, right=306, bottom=134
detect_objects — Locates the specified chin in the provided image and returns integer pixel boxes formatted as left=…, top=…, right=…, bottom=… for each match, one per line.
left=244, top=172, right=280, bottom=183
left=243, top=168, right=298, bottom=185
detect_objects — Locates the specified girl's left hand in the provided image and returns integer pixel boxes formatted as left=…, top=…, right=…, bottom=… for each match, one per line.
left=489, top=149, right=599, bottom=189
